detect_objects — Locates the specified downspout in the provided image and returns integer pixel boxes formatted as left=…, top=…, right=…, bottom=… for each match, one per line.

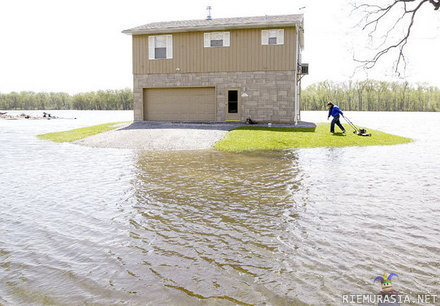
left=297, top=29, right=302, bottom=123
left=294, top=26, right=300, bottom=125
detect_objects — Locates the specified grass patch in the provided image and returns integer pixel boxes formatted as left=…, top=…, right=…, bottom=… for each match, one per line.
left=215, top=123, right=412, bottom=152
left=37, top=121, right=130, bottom=143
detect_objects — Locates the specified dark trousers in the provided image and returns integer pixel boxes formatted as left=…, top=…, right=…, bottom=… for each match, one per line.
left=331, top=115, right=345, bottom=133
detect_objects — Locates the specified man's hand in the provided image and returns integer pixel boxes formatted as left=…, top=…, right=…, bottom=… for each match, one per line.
left=327, top=117, right=330, bottom=120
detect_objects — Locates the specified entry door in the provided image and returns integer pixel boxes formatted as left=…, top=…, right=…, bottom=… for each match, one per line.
left=225, top=89, right=240, bottom=121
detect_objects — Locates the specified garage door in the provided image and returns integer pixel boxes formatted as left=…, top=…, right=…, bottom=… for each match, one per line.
left=143, top=87, right=216, bottom=121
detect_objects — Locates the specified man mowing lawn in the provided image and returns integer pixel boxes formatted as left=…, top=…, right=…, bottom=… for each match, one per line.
left=327, top=102, right=346, bottom=134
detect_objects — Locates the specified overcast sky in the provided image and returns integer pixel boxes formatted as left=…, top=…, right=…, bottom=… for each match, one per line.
left=0, top=0, right=439, bottom=94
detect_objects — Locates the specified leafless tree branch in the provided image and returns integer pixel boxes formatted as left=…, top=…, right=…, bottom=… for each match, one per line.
left=353, top=0, right=438, bottom=75
left=430, top=0, right=440, bottom=10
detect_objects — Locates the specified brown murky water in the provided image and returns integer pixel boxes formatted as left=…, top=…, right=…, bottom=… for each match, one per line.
left=0, top=111, right=439, bottom=304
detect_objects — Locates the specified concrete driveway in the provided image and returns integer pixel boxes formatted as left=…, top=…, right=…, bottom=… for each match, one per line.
left=74, top=121, right=238, bottom=151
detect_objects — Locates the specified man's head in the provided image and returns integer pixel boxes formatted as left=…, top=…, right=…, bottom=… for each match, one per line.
left=327, top=102, right=334, bottom=108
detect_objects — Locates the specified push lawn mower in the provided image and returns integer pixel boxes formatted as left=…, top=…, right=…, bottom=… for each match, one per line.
left=342, top=115, right=371, bottom=136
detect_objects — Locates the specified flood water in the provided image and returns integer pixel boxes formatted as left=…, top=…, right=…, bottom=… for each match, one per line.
left=0, top=110, right=439, bottom=304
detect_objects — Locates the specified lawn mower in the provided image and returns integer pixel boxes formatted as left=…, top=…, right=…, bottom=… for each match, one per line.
left=342, top=115, right=371, bottom=136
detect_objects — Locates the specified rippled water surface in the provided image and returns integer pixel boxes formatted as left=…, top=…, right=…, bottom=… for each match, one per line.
left=1, top=111, right=439, bottom=304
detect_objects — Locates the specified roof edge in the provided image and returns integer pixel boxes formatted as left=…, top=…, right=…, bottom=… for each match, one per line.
left=122, top=16, right=303, bottom=35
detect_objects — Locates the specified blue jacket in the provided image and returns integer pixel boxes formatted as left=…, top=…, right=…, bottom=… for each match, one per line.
left=328, top=105, right=343, bottom=118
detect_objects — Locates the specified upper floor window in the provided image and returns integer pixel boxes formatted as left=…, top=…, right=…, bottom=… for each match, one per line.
left=204, top=32, right=230, bottom=48
left=261, top=29, right=284, bottom=45
left=148, top=35, right=173, bottom=59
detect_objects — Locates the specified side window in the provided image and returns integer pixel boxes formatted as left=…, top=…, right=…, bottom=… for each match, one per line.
left=148, top=35, right=173, bottom=60
left=261, top=29, right=284, bottom=45
left=154, top=36, right=166, bottom=59
left=204, top=32, right=230, bottom=48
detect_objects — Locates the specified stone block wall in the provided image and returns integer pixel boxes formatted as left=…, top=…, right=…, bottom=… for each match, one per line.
left=133, top=71, right=296, bottom=123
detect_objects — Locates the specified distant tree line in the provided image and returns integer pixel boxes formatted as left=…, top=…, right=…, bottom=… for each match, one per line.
left=0, top=89, right=133, bottom=110
left=3, top=82, right=440, bottom=112
left=302, top=80, right=440, bottom=112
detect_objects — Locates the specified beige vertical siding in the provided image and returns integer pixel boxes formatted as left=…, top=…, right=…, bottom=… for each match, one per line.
left=132, top=27, right=297, bottom=74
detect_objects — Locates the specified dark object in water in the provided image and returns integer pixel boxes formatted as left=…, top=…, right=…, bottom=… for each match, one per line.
left=343, top=115, right=371, bottom=136
left=43, top=112, right=53, bottom=119
left=246, top=118, right=257, bottom=125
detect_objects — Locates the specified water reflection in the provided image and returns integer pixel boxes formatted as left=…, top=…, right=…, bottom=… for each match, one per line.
left=130, top=150, right=305, bottom=304
left=1, top=111, right=439, bottom=304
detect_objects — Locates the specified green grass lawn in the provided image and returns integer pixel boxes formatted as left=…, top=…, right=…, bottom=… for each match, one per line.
left=37, top=121, right=130, bottom=143
left=215, top=123, right=413, bottom=152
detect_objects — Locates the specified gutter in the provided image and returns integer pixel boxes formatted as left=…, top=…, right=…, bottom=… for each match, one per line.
left=122, top=22, right=302, bottom=35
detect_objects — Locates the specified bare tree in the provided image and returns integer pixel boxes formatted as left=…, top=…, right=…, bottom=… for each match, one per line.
left=353, top=0, right=439, bottom=75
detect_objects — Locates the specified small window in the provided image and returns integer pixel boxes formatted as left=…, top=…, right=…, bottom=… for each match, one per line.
left=268, top=37, right=277, bottom=45
left=204, top=32, right=230, bottom=48
left=154, top=35, right=167, bottom=59
left=228, top=90, right=238, bottom=113
left=155, top=48, right=166, bottom=59
left=148, top=35, right=173, bottom=60
left=211, top=39, right=223, bottom=47
left=262, top=29, right=284, bottom=45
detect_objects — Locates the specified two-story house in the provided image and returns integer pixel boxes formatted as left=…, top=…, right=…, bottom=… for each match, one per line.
left=122, top=14, right=304, bottom=123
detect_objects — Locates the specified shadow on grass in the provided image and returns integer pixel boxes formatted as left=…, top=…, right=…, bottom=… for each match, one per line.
left=119, top=122, right=316, bottom=132
left=234, top=126, right=316, bottom=133
left=331, top=132, right=346, bottom=136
